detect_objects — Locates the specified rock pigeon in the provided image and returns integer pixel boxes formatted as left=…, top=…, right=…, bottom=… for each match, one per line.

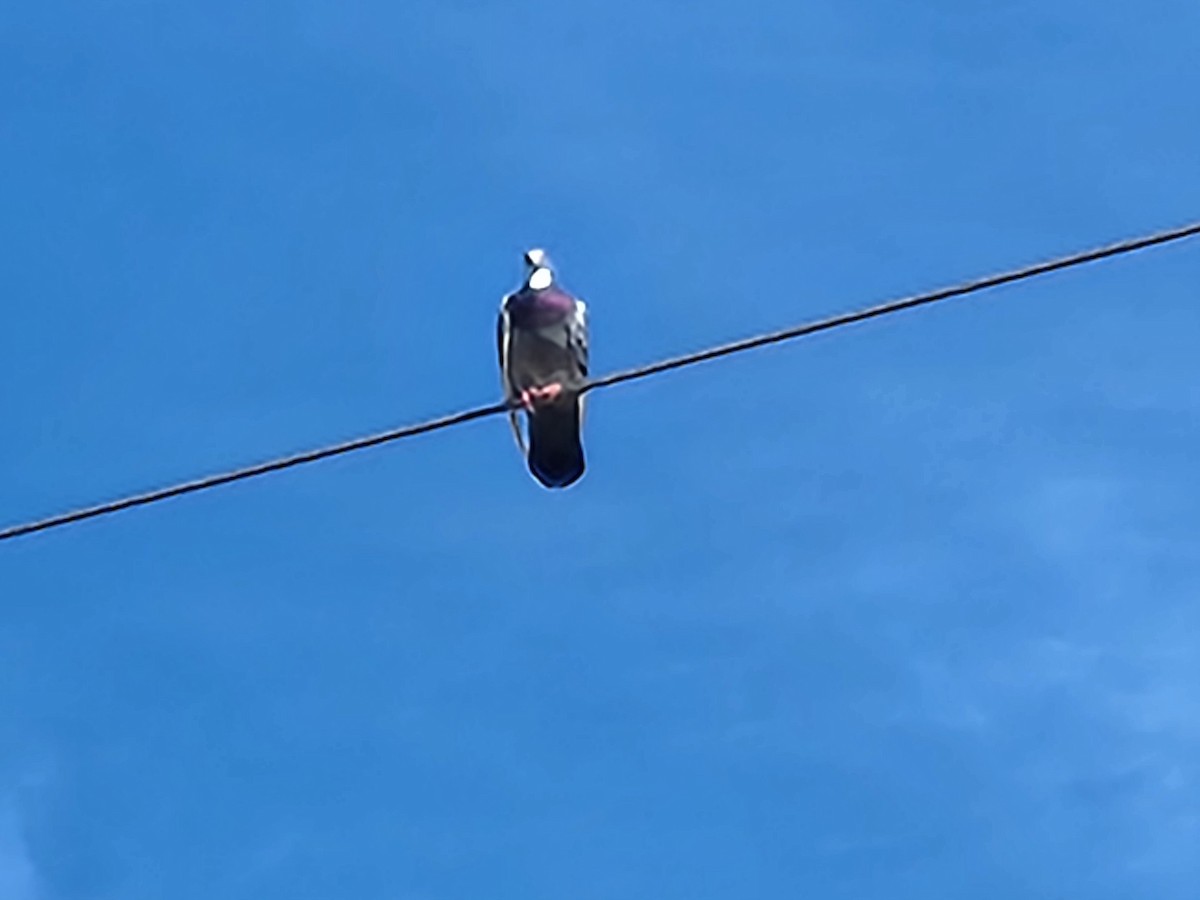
left=497, top=249, right=589, bottom=488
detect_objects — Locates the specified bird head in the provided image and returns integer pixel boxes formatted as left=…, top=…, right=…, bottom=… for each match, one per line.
left=523, top=248, right=554, bottom=290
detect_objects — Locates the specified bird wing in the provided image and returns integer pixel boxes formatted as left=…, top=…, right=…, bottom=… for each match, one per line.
left=569, top=298, right=589, bottom=419
left=496, top=298, right=527, bottom=454
left=568, top=299, right=589, bottom=379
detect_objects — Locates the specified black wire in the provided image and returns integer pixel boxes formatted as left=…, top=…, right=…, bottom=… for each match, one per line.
left=585, top=221, right=1200, bottom=391
left=0, top=402, right=509, bottom=542
left=3, top=220, right=1198, bottom=543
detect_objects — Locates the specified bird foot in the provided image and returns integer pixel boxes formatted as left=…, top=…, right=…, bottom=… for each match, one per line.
left=520, top=383, right=564, bottom=412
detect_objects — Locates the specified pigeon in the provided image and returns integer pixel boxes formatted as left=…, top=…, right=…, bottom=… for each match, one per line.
left=497, top=248, right=589, bottom=488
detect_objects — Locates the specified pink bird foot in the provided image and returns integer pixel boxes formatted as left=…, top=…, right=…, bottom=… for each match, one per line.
left=520, top=383, right=564, bottom=411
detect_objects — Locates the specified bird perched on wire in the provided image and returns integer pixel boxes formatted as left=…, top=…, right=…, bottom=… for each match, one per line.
left=497, top=248, right=589, bottom=488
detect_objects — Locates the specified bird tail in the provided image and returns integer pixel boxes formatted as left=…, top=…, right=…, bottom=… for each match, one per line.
left=526, top=397, right=585, bottom=488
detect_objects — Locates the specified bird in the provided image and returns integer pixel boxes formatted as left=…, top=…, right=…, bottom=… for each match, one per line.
left=497, top=248, right=589, bottom=488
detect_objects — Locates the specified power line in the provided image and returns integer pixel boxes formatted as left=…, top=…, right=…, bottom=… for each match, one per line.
left=1, top=402, right=510, bottom=543
left=584, top=220, right=1200, bottom=391
left=2, top=220, right=1198, bottom=544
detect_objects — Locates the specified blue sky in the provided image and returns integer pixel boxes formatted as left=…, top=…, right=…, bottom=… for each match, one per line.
left=2, top=1, right=1199, bottom=897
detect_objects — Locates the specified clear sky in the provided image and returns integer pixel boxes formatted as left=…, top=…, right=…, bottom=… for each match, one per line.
left=2, top=1, right=1199, bottom=898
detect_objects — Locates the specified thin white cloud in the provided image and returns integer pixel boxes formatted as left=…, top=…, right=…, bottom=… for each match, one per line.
left=0, top=801, right=37, bottom=900
left=956, top=469, right=1200, bottom=887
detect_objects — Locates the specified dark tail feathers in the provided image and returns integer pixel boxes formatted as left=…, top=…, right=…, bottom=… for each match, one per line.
left=527, top=399, right=585, bottom=488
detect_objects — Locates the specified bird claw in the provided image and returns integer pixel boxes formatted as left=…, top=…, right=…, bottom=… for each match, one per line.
left=520, top=383, right=564, bottom=412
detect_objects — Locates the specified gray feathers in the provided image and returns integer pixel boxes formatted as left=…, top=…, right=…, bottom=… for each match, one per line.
left=497, top=251, right=589, bottom=488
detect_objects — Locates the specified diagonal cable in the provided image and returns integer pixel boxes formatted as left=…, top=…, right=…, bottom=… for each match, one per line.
left=584, top=220, right=1200, bottom=391
left=0, top=401, right=509, bottom=542
left=2, top=220, right=1198, bottom=543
